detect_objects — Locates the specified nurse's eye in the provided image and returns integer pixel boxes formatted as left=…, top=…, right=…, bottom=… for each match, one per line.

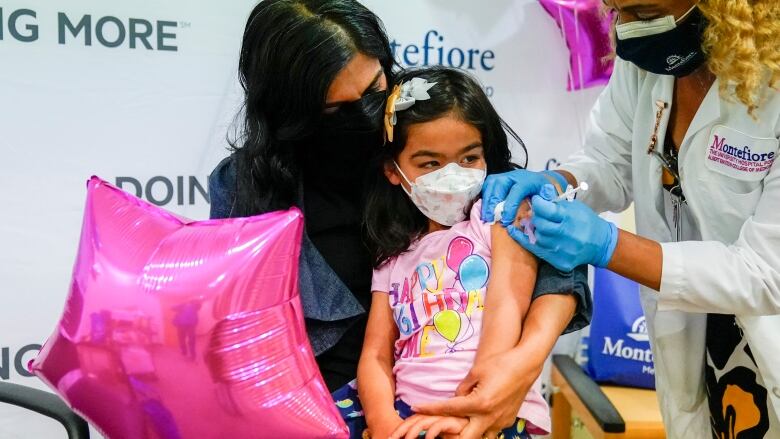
left=636, top=12, right=661, bottom=20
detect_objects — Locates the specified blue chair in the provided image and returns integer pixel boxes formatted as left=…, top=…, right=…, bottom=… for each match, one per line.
left=0, top=382, right=90, bottom=439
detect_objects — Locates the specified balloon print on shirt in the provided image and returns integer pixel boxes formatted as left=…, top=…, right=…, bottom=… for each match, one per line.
left=432, top=309, right=475, bottom=353
left=459, top=254, right=489, bottom=292
left=446, top=236, right=474, bottom=284
left=428, top=237, right=490, bottom=352
left=445, top=236, right=490, bottom=291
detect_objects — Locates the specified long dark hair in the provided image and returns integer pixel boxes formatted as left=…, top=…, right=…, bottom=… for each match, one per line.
left=229, top=0, right=394, bottom=216
left=364, top=66, right=527, bottom=268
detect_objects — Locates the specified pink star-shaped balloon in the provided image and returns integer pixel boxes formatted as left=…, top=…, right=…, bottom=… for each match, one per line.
left=32, top=177, right=348, bottom=439
left=539, top=0, right=615, bottom=90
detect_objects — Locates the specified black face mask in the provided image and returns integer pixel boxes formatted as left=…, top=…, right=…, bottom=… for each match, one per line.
left=304, top=90, right=387, bottom=188
left=615, top=6, right=707, bottom=77
left=319, top=90, right=386, bottom=153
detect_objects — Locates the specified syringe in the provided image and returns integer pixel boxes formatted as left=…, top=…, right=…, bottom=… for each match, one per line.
left=554, top=182, right=589, bottom=202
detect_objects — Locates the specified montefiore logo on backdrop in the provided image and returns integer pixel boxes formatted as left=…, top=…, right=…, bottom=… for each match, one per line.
left=391, top=30, right=496, bottom=96
left=602, top=316, right=654, bottom=374
left=0, top=7, right=183, bottom=50
left=391, top=30, right=496, bottom=71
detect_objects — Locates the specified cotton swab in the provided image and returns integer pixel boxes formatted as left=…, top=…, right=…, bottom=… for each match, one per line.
left=491, top=201, right=506, bottom=225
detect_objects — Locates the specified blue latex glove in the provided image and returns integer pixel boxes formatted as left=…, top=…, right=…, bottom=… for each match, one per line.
left=481, top=169, right=569, bottom=224
left=506, top=184, right=619, bottom=272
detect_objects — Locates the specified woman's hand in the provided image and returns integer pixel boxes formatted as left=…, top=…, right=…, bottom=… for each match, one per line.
left=409, top=348, right=542, bottom=439
left=481, top=170, right=569, bottom=224
left=408, top=294, right=577, bottom=439
left=390, top=414, right=467, bottom=439
left=506, top=185, right=618, bottom=272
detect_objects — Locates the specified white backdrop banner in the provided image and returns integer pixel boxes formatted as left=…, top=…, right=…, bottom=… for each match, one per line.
left=0, top=0, right=603, bottom=436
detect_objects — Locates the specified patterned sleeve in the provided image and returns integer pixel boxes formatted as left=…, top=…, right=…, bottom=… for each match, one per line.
left=468, top=200, right=492, bottom=249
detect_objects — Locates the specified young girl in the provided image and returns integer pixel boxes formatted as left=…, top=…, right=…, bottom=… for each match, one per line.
left=332, top=67, right=551, bottom=439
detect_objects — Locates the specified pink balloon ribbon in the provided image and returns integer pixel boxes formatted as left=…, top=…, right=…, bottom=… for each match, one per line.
left=539, top=0, right=616, bottom=91
left=32, top=177, right=348, bottom=439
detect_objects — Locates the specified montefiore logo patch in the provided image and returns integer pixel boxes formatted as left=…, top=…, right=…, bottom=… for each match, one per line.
left=705, top=125, right=779, bottom=181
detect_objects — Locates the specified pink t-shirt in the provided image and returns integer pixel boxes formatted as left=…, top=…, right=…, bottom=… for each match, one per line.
left=371, top=201, right=550, bottom=435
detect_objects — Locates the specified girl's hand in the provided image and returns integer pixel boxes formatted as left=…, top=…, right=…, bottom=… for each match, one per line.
left=368, top=413, right=405, bottom=439
left=410, top=348, right=541, bottom=439
left=389, top=414, right=468, bottom=439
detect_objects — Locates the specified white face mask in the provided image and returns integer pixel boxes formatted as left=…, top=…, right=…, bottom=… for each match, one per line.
left=615, top=5, right=697, bottom=40
left=395, top=162, right=486, bottom=226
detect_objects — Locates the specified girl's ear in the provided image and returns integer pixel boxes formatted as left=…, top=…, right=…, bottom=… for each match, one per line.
left=384, top=161, right=402, bottom=186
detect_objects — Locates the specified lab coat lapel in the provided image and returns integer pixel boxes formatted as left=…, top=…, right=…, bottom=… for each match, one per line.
left=645, top=75, right=674, bottom=240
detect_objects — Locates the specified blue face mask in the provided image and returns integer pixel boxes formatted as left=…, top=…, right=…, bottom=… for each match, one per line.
left=615, top=5, right=707, bottom=77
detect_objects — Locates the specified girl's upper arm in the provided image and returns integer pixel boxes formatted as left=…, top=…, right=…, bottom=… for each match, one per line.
left=361, top=292, right=399, bottom=360
left=493, top=198, right=591, bottom=333
left=489, top=221, right=538, bottom=315
left=474, top=219, right=540, bottom=360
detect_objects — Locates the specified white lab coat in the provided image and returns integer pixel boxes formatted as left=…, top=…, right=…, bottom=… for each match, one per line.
left=560, top=59, right=780, bottom=438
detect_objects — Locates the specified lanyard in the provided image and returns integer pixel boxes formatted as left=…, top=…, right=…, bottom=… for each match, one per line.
left=648, top=99, right=686, bottom=242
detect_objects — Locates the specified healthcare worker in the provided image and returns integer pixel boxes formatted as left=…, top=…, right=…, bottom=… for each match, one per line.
left=475, top=0, right=780, bottom=437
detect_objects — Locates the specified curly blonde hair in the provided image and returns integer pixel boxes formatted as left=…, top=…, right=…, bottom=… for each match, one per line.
left=603, top=0, right=780, bottom=114
left=699, top=0, right=780, bottom=114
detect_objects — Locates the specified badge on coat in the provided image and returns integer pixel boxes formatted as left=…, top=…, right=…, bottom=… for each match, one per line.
left=705, top=125, right=779, bottom=182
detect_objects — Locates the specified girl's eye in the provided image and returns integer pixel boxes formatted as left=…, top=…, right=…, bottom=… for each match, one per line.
left=461, top=155, right=481, bottom=165
left=420, top=161, right=440, bottom=169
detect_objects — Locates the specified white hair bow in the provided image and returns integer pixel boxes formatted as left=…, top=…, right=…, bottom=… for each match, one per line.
left=384, top=77, right=437, bottom=143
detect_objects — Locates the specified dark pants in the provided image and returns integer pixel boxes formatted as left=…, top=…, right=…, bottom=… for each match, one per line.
left=332, top=381, right=531, bottom=439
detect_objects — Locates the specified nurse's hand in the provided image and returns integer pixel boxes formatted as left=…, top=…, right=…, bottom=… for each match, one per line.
left=481, top=170, right=569, bottom=224
left=507, top=185, right=618, bottom=272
